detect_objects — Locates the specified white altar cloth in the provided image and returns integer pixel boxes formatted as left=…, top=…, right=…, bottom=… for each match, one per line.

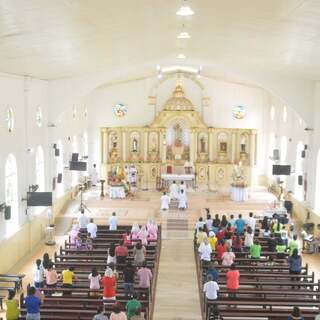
left=230, top=186, right=248, bottom=202
left=109, top=186, right=126, bottom=199
left=161, top=174, right=195, bottom=189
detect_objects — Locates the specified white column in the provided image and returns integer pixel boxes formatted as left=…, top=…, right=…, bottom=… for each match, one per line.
left=250, top=131, right=256, bottom=166
left=122, top=131, right=126, bottom=161
left=161, top=131, right=166, bottom=163
left=231, top=131, right=236, bottom=163
left=209, top=130, right=213, bottom=161
left=144, top=130, right=148, bottom=161
left=190, top=130, right=194, bottom=164
left=194, top=131, right=198, bottom=162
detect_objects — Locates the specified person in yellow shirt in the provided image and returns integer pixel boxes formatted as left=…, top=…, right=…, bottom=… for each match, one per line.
left=208, top=231, right=218, bottom=251
left=6, top=289, right=20, bottom=320
left=196, top=228, right=208, bottom=245
left=62, top=267, right=77, bottom=295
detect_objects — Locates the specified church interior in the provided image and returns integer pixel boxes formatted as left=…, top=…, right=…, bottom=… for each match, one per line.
left=1, top=1, right=320, bottom=319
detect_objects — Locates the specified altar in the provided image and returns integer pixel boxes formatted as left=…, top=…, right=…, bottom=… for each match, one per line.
left=109, top=185, right=126, bottom=199
left=161, top=174, right=195, bottom=189
left=230, top=186, right=248, bottom=202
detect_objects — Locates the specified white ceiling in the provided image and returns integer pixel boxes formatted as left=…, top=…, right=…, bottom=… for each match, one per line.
left=1, top=0, right=320, bottom=80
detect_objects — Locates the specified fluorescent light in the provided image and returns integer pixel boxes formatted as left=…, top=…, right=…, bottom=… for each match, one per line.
left=177, top=31, right=190, bottom=39
left=160, top=65, right=199, bottom=74
left=177, top=53, right=186, bottom=59
left=176, top=5, right=194, bottom=16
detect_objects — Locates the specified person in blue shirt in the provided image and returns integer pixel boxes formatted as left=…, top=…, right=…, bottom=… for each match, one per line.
left=206, top=263, right=219, bottom=281
left=25, top=286, right=41, bottom=320
left=235, top=214, right=246, bottom=234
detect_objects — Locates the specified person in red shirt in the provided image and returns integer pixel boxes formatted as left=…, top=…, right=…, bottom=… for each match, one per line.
left=101, top=267, right=117, bottom=300
left=216, top=240, right=227, bottom=264
left=232, top=234, right=243, bottom=253
left=122, top=231, right=132, bottom=246
left=216, top=229, right=225, bottom=241
left=226, top=264, right=240, bottom=298
left=115, top=241, right=129, bottom=265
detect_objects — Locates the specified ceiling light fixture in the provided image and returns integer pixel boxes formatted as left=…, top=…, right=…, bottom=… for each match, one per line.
left=177, top=53, right=186, bottom=59
left=177, top=31, right=190, bottom=39
left=176, top=3, right=194, bottom=16
left=156, top=65, right=202, bottom=77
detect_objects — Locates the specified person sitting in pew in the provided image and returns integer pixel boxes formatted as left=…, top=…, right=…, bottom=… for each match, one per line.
left=288, top=248, right=302, bottom=282
left=123, top=231, right=132, bottom=246
left=206, top=263, right=219, bottom=281
left=220, top=215, right=228, bottom=228
left=123, top=261, right=136, bottom=297
left=288, top=306, right=304, bottom=320
left=137, top=261, right=152, bottom=291
left=196, top=217, right=206, bottom=232
left=272, top=218, right=283, bottom=237
left=24, top=286, right=41, bottom=320
left=130, top=307, right=144, bottom=320
left=70, top=224, right=79, bottom=247
left=137, top=225, right=148, bottom=246
left=249, top=240, right=261, bottom=260
left=88, top=267, right=101, bottom=296
left=276, top=238, right=287, bottom=259
left=216, top=240, right=227, bottom=264
left=208, top=231, right=218, bottom=251
left=115, top=241, right=129, bottom=265
left=226, top=264, right=240, bottom=298
left=87, top=218, right=98, bottom=239
left=206, top=212, right=213, bottom=231
left=198, top=238, right=212, bottom=266
left=133, top=241, right=146, bottom=266
left=42, top=253, right=52, bottom=270
left=288, top=234, right=299, bottom=256
left=222, top=247, right=235, bottom=267
left=229, top=214, right=236, bottom=228
left=232, top=234, right=243, bottom=253
left=107, top=243, right=117, bottom=265
left=131, top=223, right=140, bottom=242
left=61, top=266, right=77, bottom=294
left=196, top=227, right=208, bottom=246
left=235, top=214, right=246, bottom=234
left=6, top=289, right=20, bottom=320
left=203, top=274, right=219, bottom=301
left=110, top=303, right=127, bottom=320
left=44, top=262, right=59, bottom=293
left=244, top=226, right=254, bottom=251
left=93, top=306, right=108, bottom=320
left=126, top=293, right=142, bottom=320
left=102, top=267, right=117, bottom=301
left=78, top=208, right=89, bottom=230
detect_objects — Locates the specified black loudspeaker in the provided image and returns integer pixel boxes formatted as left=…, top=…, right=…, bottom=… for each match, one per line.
left=301, top=150, right=306, bottom=158
left=54, top=148, right=60, bottom=157
left=53, top=143, right=57, bottom=149
left=71, top=153, right=79, bottom=162
left=4, top=206, right=11, bottom=220
left=298, top=175, right=303, bottom=185
left=57, top=173, right=63, bottom=183
left=304, top=144, right=308, bottom=150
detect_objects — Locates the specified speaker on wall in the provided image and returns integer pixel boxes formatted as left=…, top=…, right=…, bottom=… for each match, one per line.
left=298, top=175, right=303, bottom=185
left=54, top=148, right=60, bottom=157
left=71, top=153, right=79, bottom=162
left=304, top=144, right=308, bottom=150
left=4, top=206, right=11, bottom=220
left=57, top=173, right=63, bottom=183
left=301, top=150, right=306, bottom=158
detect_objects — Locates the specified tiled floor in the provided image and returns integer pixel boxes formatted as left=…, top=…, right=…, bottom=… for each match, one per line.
left=3, top=186, right=320, bottom=319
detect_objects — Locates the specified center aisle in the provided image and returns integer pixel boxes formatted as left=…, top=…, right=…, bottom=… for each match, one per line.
left=153, top=238, right=202, bottom=320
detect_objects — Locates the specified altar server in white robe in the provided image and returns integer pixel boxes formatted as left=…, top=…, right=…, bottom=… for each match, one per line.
left=129, top=165, right=137, bottom=184
left=169, top=181, right=179, bottom=200
left=160, top=192, right=171, bottom=211
left=178, top=189, right=188, bottom=210
left=179, top=181, right=187, bottom=194
left=90, top=164, right=99, bottom=186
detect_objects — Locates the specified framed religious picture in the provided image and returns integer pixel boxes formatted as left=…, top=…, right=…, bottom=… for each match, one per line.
left=220, top=142, right=227, bottom=152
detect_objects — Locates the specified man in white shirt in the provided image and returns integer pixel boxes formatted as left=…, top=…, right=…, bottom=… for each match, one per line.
left=198, top=238, right=212, bottom=262
left=160, top=192, right=171, bottom=211
left=246, top=212, right=256, bottom=233
left=90, top=164, right=99, bottom=186
left=108, top=212, right=118, bottom=231
left=87, top=218, right=97, bottom=238
left=203, top=274, right=220, bottom=300
left=169, top=181, right=179, bottom=200
left=78, top=209, right=88, bottom=229
left=178, top=189, right=187, bottom=210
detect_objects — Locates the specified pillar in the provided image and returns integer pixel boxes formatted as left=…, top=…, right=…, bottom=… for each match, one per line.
left=209, top=129, right=214, bottom=161
left=231, top=130, right=237, bottom=163
left=190, top=130, right=194, bottom=164
left=122, top=130, right=127, bottom=162
left=250, top=130, right=257, bottom=166
left=144, top=130, right=148, bottom=161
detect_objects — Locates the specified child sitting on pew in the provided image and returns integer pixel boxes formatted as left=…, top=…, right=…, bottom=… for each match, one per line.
left=110, top=303, right=127, bottom=320
left=93, top=306, right=108, bottom=320
left=288, top=306, right=304, bottom=320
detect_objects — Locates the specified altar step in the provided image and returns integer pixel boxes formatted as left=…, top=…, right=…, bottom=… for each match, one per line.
left=169, top=199, right=179, bottom=209
left=167, top=218, right=189, bottom=231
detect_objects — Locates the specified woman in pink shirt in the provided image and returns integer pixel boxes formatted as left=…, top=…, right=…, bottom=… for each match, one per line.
left=222, top=247, right=236, bottom=266
left=138, top=225, right=148, bottom=245
left=137, top=262, right=153, bottom=289
left=45, top=263, right=59, bottom=295
left=88, top=267, right=101, bottom=296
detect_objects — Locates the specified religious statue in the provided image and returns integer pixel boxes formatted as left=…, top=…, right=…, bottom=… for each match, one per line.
left=132, top=138, right=138, bottom=152
left=231, top=162, right=246, bottom=187
left=220, top=142, right=227, bottom=152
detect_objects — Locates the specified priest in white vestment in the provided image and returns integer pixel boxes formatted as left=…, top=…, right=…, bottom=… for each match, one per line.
left=90, top=164, right=99, bottom=186
left=179, top=181, right=187, bottom=194
left=169, top=181, right=179, bottom=200
left=178, top=189, right=187, bottom=210
left=160, top=192, right=171, bottom=210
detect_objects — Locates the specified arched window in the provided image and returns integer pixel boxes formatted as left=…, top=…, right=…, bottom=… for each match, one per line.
left=35, top=146, right=45, bottom=191
left=56, top=140, right=64, bottom=197
left=5, top=154, right=19, bottom=237
left=315, top=150, right=320, bottom=211
left=280, top=136, right=287, bottom=163
left=72, top=136, right=78, bottom=187
left=295, top=141, right=304, bottom=201
left=268, top=133, right=275, bottom=177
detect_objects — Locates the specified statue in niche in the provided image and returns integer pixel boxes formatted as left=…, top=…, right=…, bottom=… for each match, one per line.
left=200, top=137, right=206, bottom=153
left=240, top=134, right=247, bottom=153
left=220, top=142, right=227, bottom=152
left=241, top=144, right=246, bottom=152
left=132, top=138, right=138, bottom=152
left=174, top=123, right=183, bottom=147
left=150, top=134, right=158, bottom=152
